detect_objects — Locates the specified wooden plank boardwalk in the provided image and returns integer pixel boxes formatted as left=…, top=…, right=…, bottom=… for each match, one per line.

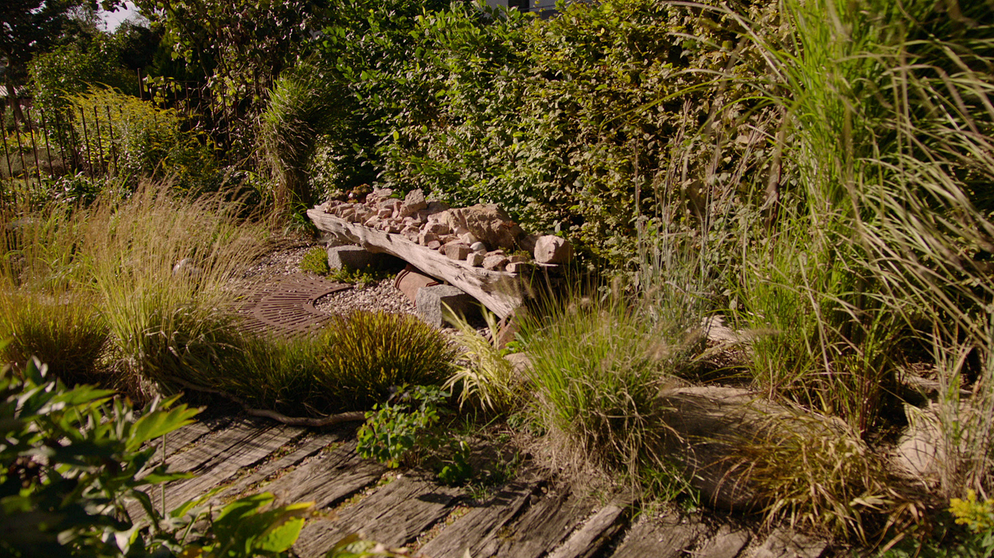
left=147, top=416, right=831, bottom=558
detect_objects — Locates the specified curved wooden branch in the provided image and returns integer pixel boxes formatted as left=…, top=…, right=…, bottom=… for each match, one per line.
left=167, top=377, right=366, bottom=427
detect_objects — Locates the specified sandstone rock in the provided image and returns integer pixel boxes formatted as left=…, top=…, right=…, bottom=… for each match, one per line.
left=534, top=235, right=573, bottom=264
left=424, top=221, right=451, bottom=236
left=470, top=241, right=487, bottom=253
left=518, top=233, right=539, bottom=253
left=443, top=242, right=471, bottom=261
left=399, top=189, right=427, bottom=217
left=483, top=253, right=509, bottom=271
left=419, top=231, right=438, bottom=246
left=377, top=207, right=392, bottom=218
left=508, top=254, right=529, bottom=264
left=435, top=205, right=523, bottom=250
left=504, top=352, right=532, bottom=376
left=353, top=207, right=374, bottom=223
left=416, top=285, right=478, bottom=328
left=366, top=188, right=393, bottom=207
left=426, top=240, right=442, bottom=251
left=379, top=198, right=402, bottom=213
left=364, top=217, right=380, bottom=228
left=328, top=245, right=386, bottom=271
left=467, top=252, right=485, bottom=267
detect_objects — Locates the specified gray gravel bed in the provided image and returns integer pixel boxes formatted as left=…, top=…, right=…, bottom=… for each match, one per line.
left=312, top=278, right=417, bottom=317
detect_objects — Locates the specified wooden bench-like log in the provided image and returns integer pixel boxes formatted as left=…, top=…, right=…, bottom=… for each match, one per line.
left=307, top=207, right=524, bottom=318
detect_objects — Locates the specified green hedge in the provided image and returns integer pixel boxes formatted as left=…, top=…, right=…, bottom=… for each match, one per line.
left=278, top=0, right=784, bottom=269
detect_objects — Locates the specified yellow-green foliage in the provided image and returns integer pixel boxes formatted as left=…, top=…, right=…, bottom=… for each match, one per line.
left=71, top=88, right=217, bottom=189
left=300, top=245, right=330, bottom=275
left=444, top=307, right=522, bottom=414
left=950, top=491, right=994, bottom=534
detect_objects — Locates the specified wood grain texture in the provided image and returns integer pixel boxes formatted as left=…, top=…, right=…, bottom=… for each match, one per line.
left=609, top=511, right=706, bottom=558
left=295, top=475, right=461, bottom=558
left=490, top=488, right=595, bottom=558
left=260, top=440, right=387, bottom=508
left=546, top=503, right=628, bottom=558
left=419, top=471, right=545, bottom=558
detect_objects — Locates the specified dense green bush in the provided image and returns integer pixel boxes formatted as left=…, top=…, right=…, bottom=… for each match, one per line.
left=29, top=37, right=139, bottom=118
left=0, top=357, right=196, bottom=556
left=295, top=0, right=783, bottom=269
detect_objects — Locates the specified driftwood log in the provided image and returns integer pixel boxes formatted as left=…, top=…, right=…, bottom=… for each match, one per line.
left=307, top=207, right=525, bottom=318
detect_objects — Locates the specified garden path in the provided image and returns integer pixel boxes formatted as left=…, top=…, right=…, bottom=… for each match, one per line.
left=153, top=416, right=830, bottom=558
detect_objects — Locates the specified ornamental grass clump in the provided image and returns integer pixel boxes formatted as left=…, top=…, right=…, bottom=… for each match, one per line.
left=729, top=411, right=912, bottom=543
left=315, top=311, right=456, bottom=411
left=522, top=287, right=674, bottom=485
left=0, top=288, right=108, bottom=386
left=444, top=306, right=523, bottom=415
left=219, top=333, right=325, bottom=416
left=83, top=183, right=269, bottom=399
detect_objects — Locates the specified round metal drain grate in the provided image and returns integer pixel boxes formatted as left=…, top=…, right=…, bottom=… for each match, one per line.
left=238, top=274, right=351, bottom=335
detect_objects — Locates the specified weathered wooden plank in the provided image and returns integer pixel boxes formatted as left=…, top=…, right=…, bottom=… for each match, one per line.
left=753, top=528, right=828, bottom=558
left=165, top=417, right=277, bottom=475
left=609, top=511, right=705, bottom=558
left=307, top=208, right=523, bottom=318
left=698, top=525, right=752, bottom=558
left=295, top=475, right=462, bottom=558
left=489, top=488, right=594, bottom=558
left=419, top=472, right=542, bottom=558
left=211, top=430, right=346, bottom=505
left=546, top=503, right=628, bottom=558
left=261, top=440, right=386, bottom=508
left=155, top=424, right=301, bottom=511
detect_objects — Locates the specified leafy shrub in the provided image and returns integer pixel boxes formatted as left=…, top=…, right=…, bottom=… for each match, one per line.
left=316, top=311, right=456, bottom=410
left=0, top=357, right=197, bottom=556
left=302, top=0, right=781, bottom=269
left=29, top=38, right=138, bottom=117
left=357, top=384, right=446, bottom=468
left=0, top=357, right=310, bottom=557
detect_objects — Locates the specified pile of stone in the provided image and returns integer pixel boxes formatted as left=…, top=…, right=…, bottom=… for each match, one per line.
left=321, top=188, right=572, bottom=272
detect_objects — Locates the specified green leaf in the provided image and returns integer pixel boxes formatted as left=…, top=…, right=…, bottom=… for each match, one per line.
left=126, top=398, right=200, bottom=451
left=255, top=516, right=306, bottom=553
